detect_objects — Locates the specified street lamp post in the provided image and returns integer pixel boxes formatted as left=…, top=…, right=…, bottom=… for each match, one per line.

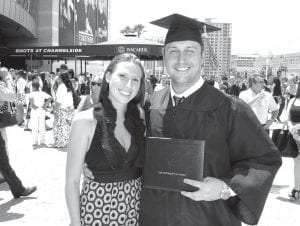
left=265, top=59, right=269, bottom=80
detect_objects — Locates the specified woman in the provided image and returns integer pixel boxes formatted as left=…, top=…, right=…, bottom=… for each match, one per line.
left=15, top=70, right=27, bottom=125
left=52, top=72, right=78, bottom=148
left=75, top=74, right=102, bottom=112
left=286, top=83, right=300, bottom=200
left=285, top=75, right=298, bottom=100
left=65, top=53, right=145, bottom=226
left=272, top=77, right=285, bottom=121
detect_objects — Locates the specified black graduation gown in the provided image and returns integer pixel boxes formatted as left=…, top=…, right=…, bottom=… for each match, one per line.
left=140, top=83, right=282, bottom=226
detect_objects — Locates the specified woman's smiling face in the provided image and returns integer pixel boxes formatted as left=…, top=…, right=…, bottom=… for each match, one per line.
left=107, top=61, right=142, bottom=105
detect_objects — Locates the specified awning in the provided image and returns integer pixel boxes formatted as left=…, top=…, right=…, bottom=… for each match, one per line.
left=0, top=37, right=163, bottom=60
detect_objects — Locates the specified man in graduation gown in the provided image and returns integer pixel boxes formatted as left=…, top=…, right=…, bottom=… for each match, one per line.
left=140, top=14, right=282, bottom=226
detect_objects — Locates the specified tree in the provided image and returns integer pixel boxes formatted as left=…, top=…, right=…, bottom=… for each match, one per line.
left=120, top=26, right=134, bottom=35
left=120, top=24, right=146, bottom=38
left=133, top=24, right=145, bottom=38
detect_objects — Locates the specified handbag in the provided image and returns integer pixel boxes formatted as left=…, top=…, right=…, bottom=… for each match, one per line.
left=281, top=132, right=299, bottom=158
left=272, top=128, right=289, bottom=151
left=272, top=127, right=299, bottom=158
left=0, top=102, right=17, bottom=128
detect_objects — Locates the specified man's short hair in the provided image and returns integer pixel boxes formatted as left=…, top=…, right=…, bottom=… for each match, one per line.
left=248, top=74, right=264, bottom=87
left=32, top=81, right=40, bottom=90
left=60, top=64, right=68, bottom=71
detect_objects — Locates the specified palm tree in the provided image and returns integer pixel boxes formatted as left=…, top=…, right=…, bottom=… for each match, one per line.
left=120, top=24, right=146, bottom=38
left=133, top=24, right=145, bottom=38
left=120, top=26, right=134, bottom=36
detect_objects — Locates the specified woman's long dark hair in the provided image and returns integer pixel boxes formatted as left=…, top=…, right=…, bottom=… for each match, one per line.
left=295, top=82, right=300, bottom=98
left=272, top=77, right=282, bottom=96
left=93, top=53, right=146, bottom=168
left=60, top=72, right=80, bottom=108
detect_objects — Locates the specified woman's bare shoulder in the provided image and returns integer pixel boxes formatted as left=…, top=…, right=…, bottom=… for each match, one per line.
left=73, top=108, right=96, bottom=126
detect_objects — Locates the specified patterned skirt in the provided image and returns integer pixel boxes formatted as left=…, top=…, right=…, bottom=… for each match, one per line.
left=53, top=107, right=74, bottom=148
left=80, top=177, right=142, bottom=226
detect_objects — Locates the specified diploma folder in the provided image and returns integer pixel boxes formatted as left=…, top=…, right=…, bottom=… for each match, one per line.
left=144, top=137, right=205, bottom=192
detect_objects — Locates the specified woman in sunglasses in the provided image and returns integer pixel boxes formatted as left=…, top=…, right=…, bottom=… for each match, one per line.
left=75, top=74, right=103, bottom=112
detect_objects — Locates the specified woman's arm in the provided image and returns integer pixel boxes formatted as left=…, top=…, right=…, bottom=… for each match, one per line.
left=74, top=95, right=88, bottom=114
left=65, top=112, right=94, bottom=226
left=286, top=97, right=295, bottom=128
left=0, top=84, right=15, bottom=102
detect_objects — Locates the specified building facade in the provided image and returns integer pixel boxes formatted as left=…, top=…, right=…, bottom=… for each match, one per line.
left=253, top=52, right=300, bottom=77
left=230, top=54, right=260, bottom=77
left=204, top=19, right=232, bottom=78
left=0, top=0, right=111, bottom=71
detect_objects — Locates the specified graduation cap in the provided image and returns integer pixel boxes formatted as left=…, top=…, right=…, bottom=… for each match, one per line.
left=150, top=13, right=221, bottom=46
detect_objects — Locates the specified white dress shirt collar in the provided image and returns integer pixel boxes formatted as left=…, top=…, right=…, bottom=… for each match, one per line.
left=170, top=76, right=204, bottom=105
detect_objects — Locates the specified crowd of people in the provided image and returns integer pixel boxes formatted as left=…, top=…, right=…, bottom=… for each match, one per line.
left=0, top=13, right=299, bottom=226
left=0, top=64, right=102, bottom=147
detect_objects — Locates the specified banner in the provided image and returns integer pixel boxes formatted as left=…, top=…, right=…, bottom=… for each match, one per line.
left=15, top=0, right=38, bottom=19
left=59, top=0, right=108, bottom=46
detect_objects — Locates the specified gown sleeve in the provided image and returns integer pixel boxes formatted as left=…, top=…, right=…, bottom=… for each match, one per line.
left=222, top=97, right=282, bottom=225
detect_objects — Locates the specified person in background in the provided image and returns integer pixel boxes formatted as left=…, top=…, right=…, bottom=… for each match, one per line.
left=24, top=72, right=33, bottom=131
left=219, top=76, right=230, bottom=93
left=213, top=75, right=222, bottom=89
left=15, top=70, right=27, bottom=125
left=65, top=53, right=145, bottom=226
left=0, top=67, right=15, bottom=155
left=0, top=82, right=37, bottom=198
left=78, top=73, right=90, bottom=95
left=75, top=74, right=102, bottom=112
left=154, top=74, right=169, bottom=92
left=272, top=76, right=285, bottom=121
left=40, top=72, right=52, bottom=96
left=263, top=78, right=271, bottom=92
left=140, top=13, right=282, bottom=226
left=51, top=72, right=77, bottom=148
left=28, top=81, right=52, bottom=148
left=228, top=77, right=241, bottom=97
left=285, top=75, right=298, bottom=100
left=285, top=84, right=300, bottom=200
left=149, top=74, right=158, bottom=91
left=23, top=73, right=43, bottom=131
left=59, top=63, right=69, bottom=73
left=239, top=74, right=279, bottom=131
left=0, top=67, right=14, bottom=182
left=0, top=67, right=13, bottom=89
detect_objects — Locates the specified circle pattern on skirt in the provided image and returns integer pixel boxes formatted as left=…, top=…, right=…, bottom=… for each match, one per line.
left=80, top=177, right=141, bottom=226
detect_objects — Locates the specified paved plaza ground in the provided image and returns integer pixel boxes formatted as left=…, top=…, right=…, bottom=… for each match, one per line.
left=0, top=126, right=299, bottom=226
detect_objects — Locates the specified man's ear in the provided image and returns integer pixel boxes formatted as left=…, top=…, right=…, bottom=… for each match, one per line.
left=161, top=47, right=165, bottom=57
left=161, top=48, right=166, bottom=66
left=105, top=72, right=111, bottom=83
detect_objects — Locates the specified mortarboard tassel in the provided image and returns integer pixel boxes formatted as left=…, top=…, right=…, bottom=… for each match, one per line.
left=202, top=25, right=219, bottom=71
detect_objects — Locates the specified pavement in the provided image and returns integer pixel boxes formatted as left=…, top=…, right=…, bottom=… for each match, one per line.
left=0, top=126, right=300, bottom=226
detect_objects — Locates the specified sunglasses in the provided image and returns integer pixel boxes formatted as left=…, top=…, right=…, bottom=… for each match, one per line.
left=91, top=82, right=102, bottom=86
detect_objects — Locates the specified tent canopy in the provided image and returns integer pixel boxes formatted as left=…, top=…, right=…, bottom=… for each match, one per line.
left=0, top=37, right=163, bottom=60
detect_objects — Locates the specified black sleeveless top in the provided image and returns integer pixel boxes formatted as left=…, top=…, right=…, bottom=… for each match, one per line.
left=85, top=98, right=145, bottom=183
left=290, top=98, right=300, bottom=123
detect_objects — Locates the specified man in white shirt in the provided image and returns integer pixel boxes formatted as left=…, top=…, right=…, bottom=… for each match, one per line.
left=28, top=82, right=52, bottom=147
left=239, top=74, right=279, bottom=129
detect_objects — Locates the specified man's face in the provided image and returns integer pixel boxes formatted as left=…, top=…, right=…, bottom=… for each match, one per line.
left=163, top=40, right=203, bottom=91
left=252, top=77, right=264, bottom=93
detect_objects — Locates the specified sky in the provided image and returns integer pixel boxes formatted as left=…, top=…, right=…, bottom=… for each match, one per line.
left=110, top=0, right=300, bottom=55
